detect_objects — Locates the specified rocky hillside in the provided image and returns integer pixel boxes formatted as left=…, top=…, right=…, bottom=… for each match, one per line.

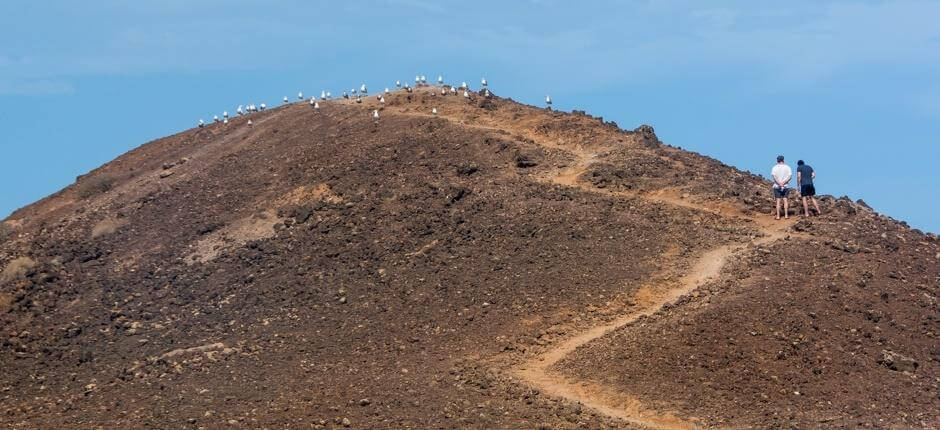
left=1, top=87, right=936, bottom=429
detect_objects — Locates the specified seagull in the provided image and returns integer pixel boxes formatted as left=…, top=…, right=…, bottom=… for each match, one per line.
left=432, top=108, right=438, bottom=116
left=248, top=119, right=253, bottom=126
left=343, top=91, right=349, bottom=99
left=421, top=75, right=427, bottom=85
left=309, top=97, right=316, bottom=105
left=415, top=75, right=420, bottom=85
left=396, top=80, right=401, bottom=88
left=237, top=105, right=243, bottom=115
left=213, top=115, right=220, bottom=123
left=198, top=119, right=205, bottom=128
left=283, top=96, right=289, bottom=104
left=260, top=103, right=266, bottom=111
left=438, top=75, right=443, bottom=85
left=463, top=90, right=470, bottom=98
left=484, top=89, right=491, bottom=97
left=441, top=87, right=446, bottom=96
left=321, top=90, right=327, bottom=100
left=326, top=91, right=331, bottom=99
left=356, top=95, right=362, bottom=103
left=451, top=86, right=457, bottom=95
left=461, top=81, right=467, bottom=89
left=223, top=117, right=229, bottom=124
left=298, top=92, right=304, bottom=100
left=481, top=77, right=487, bottom=87
left=351, top=88, right=357, bottom=95
left=545, top=95, right=552, bottom=106
left=380, top=96, right=385, bottom=104
left=360, top=84, right=367, bottom=95
left=373, top=110, right=379, bottom=121
left=314, top=101, right=320, bottom=110
left=223, top=111, right=229, bottom=119
left=384, top=87, right=390, bottom=94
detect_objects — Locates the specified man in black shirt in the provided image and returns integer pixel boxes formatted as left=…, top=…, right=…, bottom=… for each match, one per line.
left=797, top=160, right=821, bottom=216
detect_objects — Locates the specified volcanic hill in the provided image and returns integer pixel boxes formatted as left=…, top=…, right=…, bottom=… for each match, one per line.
left=1, top=87, right=937, bottom=429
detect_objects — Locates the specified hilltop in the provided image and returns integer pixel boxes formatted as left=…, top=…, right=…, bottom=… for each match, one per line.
left=1, top=86, right=937, bottom=429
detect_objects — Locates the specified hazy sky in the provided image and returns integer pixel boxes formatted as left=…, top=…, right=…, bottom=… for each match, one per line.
left=1, top=1, right=938, bottom=232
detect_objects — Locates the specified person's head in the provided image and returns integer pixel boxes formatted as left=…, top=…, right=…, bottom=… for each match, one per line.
left=776, top=155, right=784, bottom=163
left=797, top=160, right=805, bottom=166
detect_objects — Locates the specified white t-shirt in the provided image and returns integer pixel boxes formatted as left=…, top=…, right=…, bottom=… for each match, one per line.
left=771, top=164, right=792, bottom=189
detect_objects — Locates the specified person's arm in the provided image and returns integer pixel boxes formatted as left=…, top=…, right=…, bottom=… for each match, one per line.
left=797, top=171, right=802, bottom=185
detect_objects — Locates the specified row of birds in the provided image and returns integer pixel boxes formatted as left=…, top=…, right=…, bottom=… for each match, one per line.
left=197, top=76, right=552, bottom=127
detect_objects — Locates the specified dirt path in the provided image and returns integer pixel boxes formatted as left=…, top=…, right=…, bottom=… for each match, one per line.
left=386, top=98, right=796, bottom=428
left=510, top=152, right=797, bottom=429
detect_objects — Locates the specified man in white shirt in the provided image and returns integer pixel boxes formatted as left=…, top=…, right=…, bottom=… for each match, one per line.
left=771, top=155, right=792, bottom=220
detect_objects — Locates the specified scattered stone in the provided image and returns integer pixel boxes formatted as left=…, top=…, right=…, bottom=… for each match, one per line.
left=159, top=170, right=174, bottom=179
left=359, top=398, right=370, bottom=406
left=341, top=417, right=351, bottom=427
left=879, top=350, right=918, bottom=372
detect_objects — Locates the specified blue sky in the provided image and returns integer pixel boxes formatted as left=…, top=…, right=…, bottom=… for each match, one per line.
left=1, top=1, right=938, bottom=232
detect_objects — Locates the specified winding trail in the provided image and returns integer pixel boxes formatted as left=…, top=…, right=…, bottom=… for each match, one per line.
left=380, top=97, right=799, bottom=428
left=511, top=157, right=798, bottom=429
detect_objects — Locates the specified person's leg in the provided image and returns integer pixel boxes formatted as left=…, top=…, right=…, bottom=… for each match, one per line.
left=812, top=197, right=821, bottom=215
left=775, top=197, right=781, bottom=219
left=783, top=193, right=789, bottom=219
left=802, top=196, right=810, bottom=216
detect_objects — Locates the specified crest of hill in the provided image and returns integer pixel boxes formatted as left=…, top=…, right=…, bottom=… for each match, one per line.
left=0, top=87, right=936, bottom=428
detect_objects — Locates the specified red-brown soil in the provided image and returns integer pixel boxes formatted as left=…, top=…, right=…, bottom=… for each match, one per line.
left=1, top=86, right=936, bottom=429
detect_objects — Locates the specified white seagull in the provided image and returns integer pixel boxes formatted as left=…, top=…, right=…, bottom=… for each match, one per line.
left=463, top=90, right=470, bottom=98
left=396, top=80, right=401, bottom=88
left=432, top=108, right=438, bottom=116
left=309, top=97, right=316, bottom=105
left=360, top=84, right=367, bottom=94
left=438, top=75, right=443, bottom=85
left=213, top=115, right=220, bottom=123
left=298, top=92, right=304, bottom=100
left=283, top=96, right=289, bottom=104
left=380, top=96, right=385, bottom=104
left=260, top=103, right=266, bottom=111
left=343, top=91, right=349, bottom=99
left=372, top=110, right=379, bottom=120
left=248, top=119, right=253, bottom=126
left=326, top=91, right=331, bottom=99
left=546, top=95, right=552, bottom=105
left=198, top=119, right=205, bottom=128
left=356, top=95, right=362, bottom=103
left=321, top=90, right=327, bottom=100
left=223, top=117, right=229, bottom=124
left=237, top=105, right=243, bottom=115
left=481, top=77, right=487, bottom=87
left=223, top=111, right=229, bottom=119
left=441, top=87, right=446, bottom=96
left=384, top=87, right=390, bottom=94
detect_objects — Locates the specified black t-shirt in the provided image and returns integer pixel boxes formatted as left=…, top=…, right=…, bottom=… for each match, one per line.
left=797, top=164, right=814, bottom=186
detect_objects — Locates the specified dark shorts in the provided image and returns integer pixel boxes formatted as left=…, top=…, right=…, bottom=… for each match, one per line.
left=800, top=184, right=816, bottom=196
left=773, top=187, right=789, bottom=198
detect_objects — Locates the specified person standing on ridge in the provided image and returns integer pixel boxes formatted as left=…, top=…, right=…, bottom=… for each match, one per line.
left=771, top=155, right=792, bottom=220
left=796, top=160, right=821, bottom=217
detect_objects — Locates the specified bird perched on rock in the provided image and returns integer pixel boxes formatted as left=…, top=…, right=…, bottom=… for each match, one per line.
left=343, top=91, right=349, bottom=99
left=384, top=87, right=390, bottom=94
left=351, top=88, right=357, bottom=95
left=260, top=103, right=266, bottom=111
left=405, top=84, right=413, bottom=93
left=248, top=119, right=253, bottom=126
left=326, top=91, right=331, bottom=99
left=283, top=96, right=289, bottom=104
left=545, top=95, right=552, bottom=106
left=432, top=108, right=438, bottom=116
left=321, top=90, right=327, bottom=100
left=440, top=87, right=446, bottom=96
left=223, top=117, right=229, bottom=124
left=372, top=110, right=379, bottom=121
left=298, top=92, right=303, bottom=100
left=223, top=111, right=229, bottom=119
left=451, top=86, right=457, bottom=95
left=213, top=115, right=220, bottom=123
left=314, top=101, right=320, bottom=110
left=356, top=95, right=362, bottom=103
left=481, top=77, right=487, bottom=87
left=484, top=89, right=491, bottom=98
left=438, top=75, right=443, bottom=85
left=360, top=84, right=367, bottom=95
left=463, top=90, right=470, bottom=99
left=460, top=81, right=467, bottom=89
left=309, top=97, right=316, bottom=105
left=198, top=119, right=205, bottom=128
left=395, top=80, right=401, bottom=88
left=421, top=75, right=427, bottom=85
left=237, top=105, right=243, bottom=115
left=379, top=96, right=385, bottom=104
